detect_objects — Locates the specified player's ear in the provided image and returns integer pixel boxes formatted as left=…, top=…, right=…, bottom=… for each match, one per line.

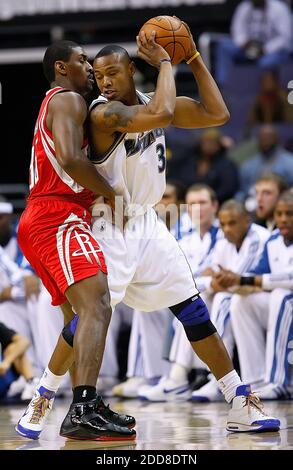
left=129, top=61, right=136, bottom=77
left=55, top=60, right=67, bottom=77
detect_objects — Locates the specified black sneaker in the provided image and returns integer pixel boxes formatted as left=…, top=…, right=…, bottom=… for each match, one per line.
left=95, top=396, right=136, bottom=428
left=192, top=370, right=209, bottom=391
left=59, top=401, right=136, bottom=441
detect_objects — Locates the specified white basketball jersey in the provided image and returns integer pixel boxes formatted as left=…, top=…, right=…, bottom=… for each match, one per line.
left=89, top=90, right=166, bottom=213
left=210, top=223, right=270, bottom=273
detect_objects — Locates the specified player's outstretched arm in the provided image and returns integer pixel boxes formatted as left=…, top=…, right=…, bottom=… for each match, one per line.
left=90, top=32, right=176, bottom=134
left=172, top=22, right=230, bottom=129
left=49, top=92, right=116, bottom=203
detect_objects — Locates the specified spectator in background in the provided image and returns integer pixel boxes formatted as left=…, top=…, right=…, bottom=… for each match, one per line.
left=0, top=322, right=37, bottom=401
left=227, top=191, right=293, bottom=400
left=215, top=0, right=292, bottom=85
left=239, top=125, right=293, bottom=199
left=176, top=129, right=239, bottom=204
left=247, top=69, right=293, bottom=128
left=0, top=245, right=40, bottom=385
left=0, top=196, right=40, bottom=296
left=156, top=180, right=192, bottom=237
left=254, top=173, right=288, bottom=230
left=285, top=137, right=293, bottom=154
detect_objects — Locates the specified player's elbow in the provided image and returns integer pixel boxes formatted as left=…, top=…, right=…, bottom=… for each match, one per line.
left=212, top=108, right=230, bottom=126
left=158, top=109, right=174, bottom=127
left=59, top=155, right=78, bottom=171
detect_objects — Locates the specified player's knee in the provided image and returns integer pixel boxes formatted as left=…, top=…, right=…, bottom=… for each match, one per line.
left=62, top=315, right=78, bottom=347
left=170, top=294, right=217, bottom=341
left=74, top=284, right=111, bottom=322
left=97, top=298, right=112, bottom=326
left=80, top=296, right=112, bottom=327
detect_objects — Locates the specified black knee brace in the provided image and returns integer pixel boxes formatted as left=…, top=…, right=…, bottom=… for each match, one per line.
left=170, top=294, right=216, bottom=341
left=62, top=315, right=78, bottom=347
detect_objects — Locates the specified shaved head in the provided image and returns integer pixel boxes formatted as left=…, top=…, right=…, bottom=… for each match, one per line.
left=95, top=45, right=131, bottom=64
left=219, top=199, right=248, bottom=216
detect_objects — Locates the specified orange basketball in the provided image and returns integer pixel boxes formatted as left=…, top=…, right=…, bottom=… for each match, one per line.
left=139, top=16, right=191, bottom=65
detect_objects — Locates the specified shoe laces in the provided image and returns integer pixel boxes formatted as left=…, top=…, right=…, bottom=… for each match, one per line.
left=29, top=396, right=50, bottom=424
left=246, top=393, right=266, bottom=416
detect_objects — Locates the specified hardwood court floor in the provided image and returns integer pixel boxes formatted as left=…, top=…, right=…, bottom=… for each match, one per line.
left=0, top=398, right=292, bottom=450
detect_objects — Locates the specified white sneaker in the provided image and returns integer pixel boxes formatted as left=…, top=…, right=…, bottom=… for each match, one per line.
left=255, top=383, right=292, bottom=401
left=21, top=378, right=40, bottom=401
left=138, top=376, right=191, bottom=402
left=190, top=375, right=223, bottom=402
left=7, top=376, right=26, bottom=397
left=226, top=384, right=280, bottom=433
left=112, top=377, right=147, bottom=398
left=15, top=386, right=55, bottom=439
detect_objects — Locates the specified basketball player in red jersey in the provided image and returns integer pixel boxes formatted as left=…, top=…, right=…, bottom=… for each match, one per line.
left=15, top=41, right=136, bottom=441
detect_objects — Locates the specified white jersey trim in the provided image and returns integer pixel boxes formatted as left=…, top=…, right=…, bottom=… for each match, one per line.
left=89, top=90, right=151, bottom=165
left=39, top=88, right=85, bottom=194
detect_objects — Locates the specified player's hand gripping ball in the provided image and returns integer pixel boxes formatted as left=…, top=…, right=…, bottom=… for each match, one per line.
left=139, top=15, right=193, bottom=65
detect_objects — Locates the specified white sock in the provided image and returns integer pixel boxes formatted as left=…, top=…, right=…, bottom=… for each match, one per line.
left=169, top=363, right=188, bottom=383
left=217, top=370, right=243, bottom=403
left=38, top=367, right=65, bottom=393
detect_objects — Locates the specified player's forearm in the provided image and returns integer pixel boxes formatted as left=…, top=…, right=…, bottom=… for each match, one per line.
left=149, top=61, right=176, bottom=119
left=189, top=56, right=230, bottom=125
left=61, top=157, right=116, bottom=203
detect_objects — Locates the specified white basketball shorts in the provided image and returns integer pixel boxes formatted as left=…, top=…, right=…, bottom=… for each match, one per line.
left=91, top=207, right=198, bottom=311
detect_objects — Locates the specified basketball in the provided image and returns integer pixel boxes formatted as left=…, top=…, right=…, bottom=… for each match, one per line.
left=139, top=16, right=191, bottom=65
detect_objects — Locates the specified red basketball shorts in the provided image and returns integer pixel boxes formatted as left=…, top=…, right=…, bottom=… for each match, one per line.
left=18, top=198, right=107, bottom=306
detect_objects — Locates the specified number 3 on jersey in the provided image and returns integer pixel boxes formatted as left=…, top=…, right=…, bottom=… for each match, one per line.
left=156, top=143, right=166, bottom=173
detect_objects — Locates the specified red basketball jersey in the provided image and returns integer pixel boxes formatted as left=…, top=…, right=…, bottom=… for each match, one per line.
left=28, top=86, right=94, bottom=208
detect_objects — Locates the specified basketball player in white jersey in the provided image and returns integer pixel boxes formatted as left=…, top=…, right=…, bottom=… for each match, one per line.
left=16, top=33, right=190, bottom=440
left=227, top=191, right=293, bottom=400
left=83, top=29, right=279, bottom=432
left=19, top=28, right=279, bottom=435
left=0, top=245, right=39, bottom=399
left=191, top=200, right=270, bottom=401
left=112, top=182, right=190, bottom=399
